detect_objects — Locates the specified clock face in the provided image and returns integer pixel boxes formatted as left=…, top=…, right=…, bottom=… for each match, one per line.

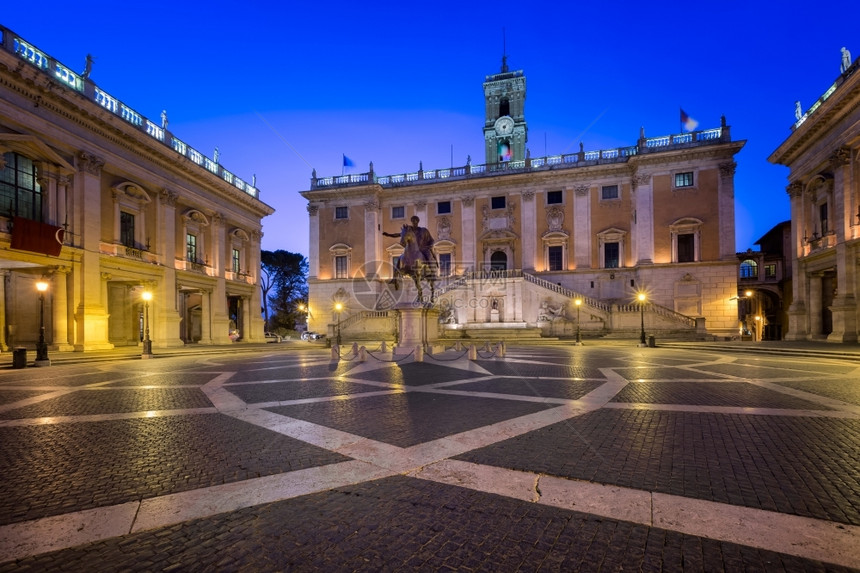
left=494, top=116, right=514, bottom=135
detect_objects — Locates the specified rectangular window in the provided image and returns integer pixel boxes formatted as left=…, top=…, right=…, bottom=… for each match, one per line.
left=819, top=203, right=828, bottom=234
left=186, top=233, right=197, bottom=262
left=674, top=172, right=694, bottom=188
left=232, top=248, right=241, bottom=273
left=120, top=212, right=135, bottom=248
left=391, top=205, right=405, bottom=219
left=546, top=190, right=563, bottom=204
left=335, top=255, right=348, bottom=279
left=439, top=253, right=452, bottom=276
left=437, top=201, right=451, bottom=214
left=604, top=242, right=619, bottom=269
left=601, top=185, right=619, bottom=200
left=491, top=196, right=506, bottom=209
left=765, top=264, right=777, bottom=278
left=335, top=206, right=348, bottom=219
left=0, top=152, right=43, bottom=221
left=548, top=246, right=563, bottom=271
left=677, top=233, right=695, bottom=262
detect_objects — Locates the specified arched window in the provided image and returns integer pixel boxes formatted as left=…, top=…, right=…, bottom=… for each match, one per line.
left=739, top=259, right=758, bottom=279
left=490, top=251, right=507, bottom=270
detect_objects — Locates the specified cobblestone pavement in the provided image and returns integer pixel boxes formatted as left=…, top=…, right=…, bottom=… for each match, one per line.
left=0, top=343, right=858, bottom=571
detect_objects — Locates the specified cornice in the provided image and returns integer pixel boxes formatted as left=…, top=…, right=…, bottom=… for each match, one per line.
left=0, top=52, right=273, bottom=219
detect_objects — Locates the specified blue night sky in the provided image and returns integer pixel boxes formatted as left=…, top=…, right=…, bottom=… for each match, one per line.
left=3, top=2, right=858, bottom=256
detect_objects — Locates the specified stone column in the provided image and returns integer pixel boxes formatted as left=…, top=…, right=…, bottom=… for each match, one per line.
left=73, top=152, right=112, bottom=350
left=111, top=190, right=121, bottom=243
left=157, top=190, right=183, bottom=347
left=632, top=173, right=654, bottom=264
left=826, top=148, right=857, bottom=342
left=718, top=162, right=738, bottom=261
left=784, top=182, right=808, bottom=340
left=211, top=213, right=225, bottom=275
left=808, top=273, right=823, bottom=339
left=364, top=199, right=381, bottom=277
left=308, top=204, right=320, bottom=278
left=248, top=230, right=265, bottom=342
left=573, top=185, right=590, bottom=268
left=200, top=289, right=212, bottom=344
left=520, top=190, right=536, bottom=271
left=51, top=266, right=73, bottom=351
left=0, top=272, right=7, bottom=351
left=461, top=196, right=476, bottom=271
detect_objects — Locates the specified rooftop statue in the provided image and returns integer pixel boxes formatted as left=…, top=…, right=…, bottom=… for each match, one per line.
left=841, top=47, right=852, bottom=74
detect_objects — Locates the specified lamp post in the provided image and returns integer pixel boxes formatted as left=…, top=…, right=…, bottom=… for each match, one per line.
left=334, top=302, right=343, bottom=347
left=35, top=280, right=50, bottom=366
left=574, top=299, right=583, bottom=345
left=141, top=290, right=153, bottom=358
left=638, top=292, right=647, bottom=346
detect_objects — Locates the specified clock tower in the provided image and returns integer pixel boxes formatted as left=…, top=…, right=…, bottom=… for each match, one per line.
left=483, top=54, right=527, bottom=165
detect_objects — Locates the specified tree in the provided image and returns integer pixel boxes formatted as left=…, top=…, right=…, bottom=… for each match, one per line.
left=261, top=250, right=308, bottom=332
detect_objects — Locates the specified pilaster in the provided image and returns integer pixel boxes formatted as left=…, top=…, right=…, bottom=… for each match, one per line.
left=632, top=174, right=654, bottom=264
left=520, top=190, right=536, bottom=271
left=718, top=161, right=737, bottom=260
left=72, top=151, right=112, bottom=350
left=573, top=185, right=590, bottom=268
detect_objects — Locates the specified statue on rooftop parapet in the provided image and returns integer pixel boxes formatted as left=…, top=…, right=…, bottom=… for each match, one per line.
left=214, top=147, right=220, bottom=164
left=795, top=101, right=802, bottom=120
left=841, top=47, right=852, bottom=74
left=161, top=110, right=168, bottom=129
left=82, top=54, right=94, bottom=79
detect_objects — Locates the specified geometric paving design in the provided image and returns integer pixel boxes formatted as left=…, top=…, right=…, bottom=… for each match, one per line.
left=1, top=344, right=858, bottom=571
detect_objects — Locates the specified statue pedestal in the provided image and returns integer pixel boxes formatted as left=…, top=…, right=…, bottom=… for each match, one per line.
left=490, top=309, right=500, bottom=323
left=394, top=304, right=440, bottom=354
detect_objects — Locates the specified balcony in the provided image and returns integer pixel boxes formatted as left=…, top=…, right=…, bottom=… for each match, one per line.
left=100, top=241, right=158, bottom=264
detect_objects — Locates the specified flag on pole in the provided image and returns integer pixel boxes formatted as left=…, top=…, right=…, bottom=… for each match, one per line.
left=343, top=154, right=354, bottom=168
left=680, top=108, right=698, bottom=132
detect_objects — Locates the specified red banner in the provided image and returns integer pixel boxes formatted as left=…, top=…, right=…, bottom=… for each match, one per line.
left=10, top=217, right=64, bottom=257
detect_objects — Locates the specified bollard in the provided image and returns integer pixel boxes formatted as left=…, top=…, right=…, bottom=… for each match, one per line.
left=352, top=342, right=359, bottom=356
left=415, top=345, right=424, bottom=362
left=496, top=341, right=505, bottom=358
left=381, top=340, right=387, bottom=353
left=331, top=345, right=339, bottom=360
left=468, top=344, right=477, bottom=360
left=359, top=346, right=367, bottom=362
left=12, top=347, right=27, bottom=369
left=648, top=335, right=656, bottom=348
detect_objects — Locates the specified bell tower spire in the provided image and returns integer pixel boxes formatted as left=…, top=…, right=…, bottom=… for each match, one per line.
left=483, top=41, right=527, bottom=165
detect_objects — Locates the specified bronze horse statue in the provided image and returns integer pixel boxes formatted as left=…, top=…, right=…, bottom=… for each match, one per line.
left=393, top=224, right=435, bottom=303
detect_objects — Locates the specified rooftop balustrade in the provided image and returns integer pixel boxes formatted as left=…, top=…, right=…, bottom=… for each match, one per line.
left=0, top=26, right=260, bottom=201
left=310, top=123, right=730, bottom=191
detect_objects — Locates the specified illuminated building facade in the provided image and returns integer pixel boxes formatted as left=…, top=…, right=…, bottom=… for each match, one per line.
left=301, top=59, right=746, bottom=342
left=769, top=51, right=860, bottom=342
left=0, top=26, right=273, bottom=352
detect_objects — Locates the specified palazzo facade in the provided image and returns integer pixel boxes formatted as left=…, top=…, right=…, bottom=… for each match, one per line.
left=302, top=59, right=745, bottom=341
left=769, top=51, right=860, bottom=342
left=0, top=26, right=273, bottom=352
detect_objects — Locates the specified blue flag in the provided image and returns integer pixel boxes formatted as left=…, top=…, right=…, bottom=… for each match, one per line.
left=343, top=154, right=354, bottom=168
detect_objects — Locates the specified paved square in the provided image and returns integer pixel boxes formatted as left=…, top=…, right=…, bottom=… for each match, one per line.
left=0, top=343, right=858, bottom=571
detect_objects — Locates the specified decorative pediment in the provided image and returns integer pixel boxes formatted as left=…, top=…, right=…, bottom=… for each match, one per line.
left=231, top=228, right=250, bottom=242
left=0, top=134, right=75, bottom=174
left=183, top=209, right=210, bottom=225
left=112, top=182, right=152, bottom=204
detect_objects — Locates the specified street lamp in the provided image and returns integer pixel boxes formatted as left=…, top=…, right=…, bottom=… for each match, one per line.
left=334, top=302, right=343, bottom=346
left=141, top=290, right=153, bottom=358
left=637, top=292, right=647, bottom=346
left=574, top=299, right=583, bottom=345
left=35, top=280, right=50, bottom=366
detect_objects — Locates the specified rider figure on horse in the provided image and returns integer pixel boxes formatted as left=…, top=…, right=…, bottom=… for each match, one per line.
left=382, top=215, right=435, bottom=289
